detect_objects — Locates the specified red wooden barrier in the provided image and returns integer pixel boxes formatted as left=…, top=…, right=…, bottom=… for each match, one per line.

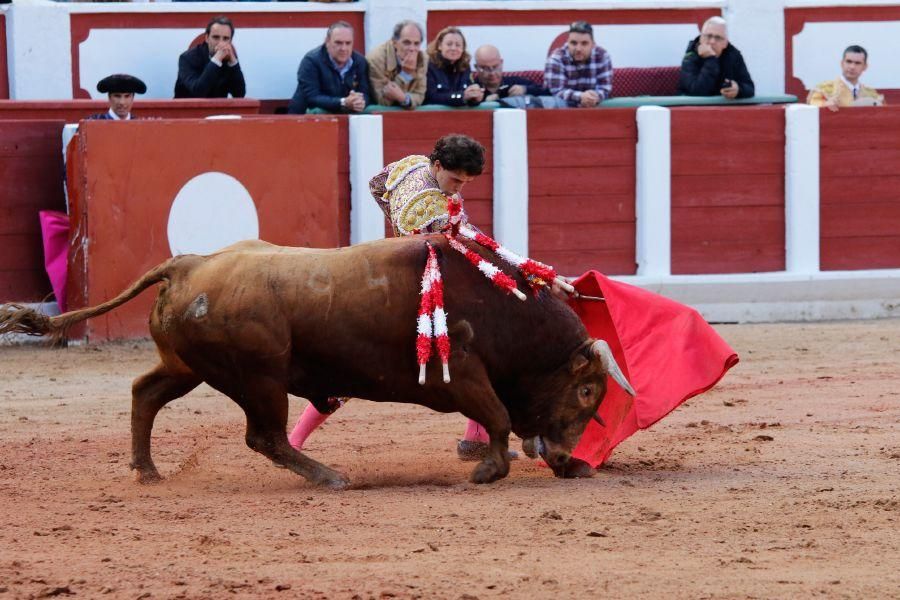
left=819, top=107, right=900, bottom=271
left=0, top=99, right=260, bottom=121
left=0, top=121, right=66, bottom=302
left=670, top=106, right=785, bottom=274
left=527, top=109, right=637, bottom=276
left=0, top=14, right=8, bottom=99
left=67, top=117, right=342, bottom=341
left=381, top=111, right=494, bottom=237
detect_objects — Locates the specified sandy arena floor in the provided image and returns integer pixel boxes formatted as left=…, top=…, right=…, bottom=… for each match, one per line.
left=0, top=319, right=898, bottom=599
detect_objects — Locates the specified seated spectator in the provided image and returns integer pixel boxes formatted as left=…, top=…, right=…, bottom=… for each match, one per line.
left=807, top=45, right=884, bottom=111
left=424, top=26, right=483, bottom=107
left=288, top=21, right=370, bottom=114
left=367, top=20, right=426, bottom=109
left=678, top=16, right=754, bottom=99
left=174, top=16, right=246, bottom=99
left=89, top=74, right=146, bottom=121
left=472, top=44, right=548, bottom=102
left=544, top=21, right=612, bottom=108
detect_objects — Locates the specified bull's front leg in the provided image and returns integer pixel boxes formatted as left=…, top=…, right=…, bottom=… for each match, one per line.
left=452, top=364, right=512, bottom=484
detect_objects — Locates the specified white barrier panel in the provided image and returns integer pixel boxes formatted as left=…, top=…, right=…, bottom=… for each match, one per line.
left=784, top=104, right=820, bottom=273
left=349, top=114, right=386, bottom=245
left=492, top=108, right=529, bottom=257
left=635, top=105, right=671, bottom=277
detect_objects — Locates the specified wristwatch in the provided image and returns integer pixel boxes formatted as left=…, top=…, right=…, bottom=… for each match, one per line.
left=340, top=97, right=346, bottom=109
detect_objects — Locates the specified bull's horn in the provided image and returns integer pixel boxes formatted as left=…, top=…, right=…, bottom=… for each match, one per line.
left=590, top=340, right=636, bottom=397
left=592, top=413, right=606, bottom=427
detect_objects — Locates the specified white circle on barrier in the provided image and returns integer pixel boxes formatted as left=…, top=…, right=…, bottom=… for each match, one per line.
left=167, top=171, right=259, bottom=256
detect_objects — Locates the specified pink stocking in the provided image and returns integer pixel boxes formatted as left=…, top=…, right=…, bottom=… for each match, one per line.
left=288, top=404, right=332, bottom=450
left=463, top=419, right=490, bottom=443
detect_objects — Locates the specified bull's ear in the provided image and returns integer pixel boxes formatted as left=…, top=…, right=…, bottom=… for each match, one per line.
left=569, top=352, right=589, bottom=374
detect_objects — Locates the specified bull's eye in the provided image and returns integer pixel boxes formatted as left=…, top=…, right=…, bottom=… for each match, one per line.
left=580, top=386, right=592, bottom=398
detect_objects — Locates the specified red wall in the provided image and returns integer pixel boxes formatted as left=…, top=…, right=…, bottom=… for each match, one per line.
left=381, top=111, right=494, bottom=237
left=0, top=121, right=67, bottom=302
left=819, top=107, right=900, bottom=271
left=527, top=110, right=637, bottom=276
left=0, top=14, right=8, bottom=99
left=0, top=99, right=260, bottom=121
left=68, top=117, right=342, bottom=341
left=670, top=106, right=785, bottom=274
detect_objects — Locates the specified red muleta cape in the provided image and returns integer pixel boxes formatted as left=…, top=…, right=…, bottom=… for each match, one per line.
left=568, top=272, right=739, bottom=468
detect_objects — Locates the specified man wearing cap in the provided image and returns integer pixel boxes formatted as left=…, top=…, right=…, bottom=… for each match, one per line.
left=174, top=15, right=246, bottom=99
left=89, top=74, right=147, bottom=120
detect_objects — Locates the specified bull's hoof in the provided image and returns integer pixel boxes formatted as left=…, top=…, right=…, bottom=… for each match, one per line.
left=521, top=437, right=539, bottom=459
left=314, top=470, right=350, bottom=491
left=562, top=458, right=596, bottom=479
left=132, top=468, right=163, bottom=484
left=456, top=440, right=519, bottom=462
left=469, top=460, right=506, bottom=484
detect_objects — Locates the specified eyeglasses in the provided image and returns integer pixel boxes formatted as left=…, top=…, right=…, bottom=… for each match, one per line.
left=701, top=33, right=727, bottom=43
left=475, top=65, right=502, bottom=73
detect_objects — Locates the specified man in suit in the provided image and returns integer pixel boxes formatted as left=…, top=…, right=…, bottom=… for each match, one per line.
left=174, top=15, right=246, bottom=99
left=287, top=21, right=370, bottom=114
left=807, top=45, right=884, bottom=111
left=88, top=74, right=147, bottom=120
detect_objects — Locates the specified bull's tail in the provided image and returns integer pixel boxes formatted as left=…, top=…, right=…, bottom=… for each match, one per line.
left=0, top=257, right=183, bottom=344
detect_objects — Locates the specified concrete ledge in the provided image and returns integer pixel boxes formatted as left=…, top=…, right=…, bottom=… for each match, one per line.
left=618, top=270, right=900, bottom=322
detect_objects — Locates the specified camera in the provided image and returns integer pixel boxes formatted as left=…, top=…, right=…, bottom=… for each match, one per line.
left=721, top=78, right=733, bottom=89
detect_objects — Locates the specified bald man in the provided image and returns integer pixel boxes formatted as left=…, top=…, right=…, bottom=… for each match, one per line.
left=472, top=44, right=547, bottom=102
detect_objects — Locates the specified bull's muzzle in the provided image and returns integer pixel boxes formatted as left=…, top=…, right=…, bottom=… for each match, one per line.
left=528, top=436, right=571, bottom=476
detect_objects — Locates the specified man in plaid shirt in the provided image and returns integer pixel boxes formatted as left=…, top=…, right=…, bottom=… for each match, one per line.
left=544, top=21, right=613, bottom=107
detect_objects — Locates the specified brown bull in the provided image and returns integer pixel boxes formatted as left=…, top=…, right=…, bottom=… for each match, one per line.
left=0, top=236, right=632, bottom=488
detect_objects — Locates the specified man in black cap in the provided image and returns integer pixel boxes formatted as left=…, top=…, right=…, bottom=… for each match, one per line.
left=89, top=74, right=147, bottom=120
left=174, top=15, right=246, bottom=99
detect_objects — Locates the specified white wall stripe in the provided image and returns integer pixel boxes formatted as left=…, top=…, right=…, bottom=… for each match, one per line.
left=349, top=114, right=386, bottom=245
left=492, top=108, right=529, bottom=256
left=784, top=104, right=820, bottom=274
left=635, top=105, right=672, bottom=277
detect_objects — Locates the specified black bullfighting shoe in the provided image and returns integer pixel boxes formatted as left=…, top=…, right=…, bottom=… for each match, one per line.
left=456, top=440, right=519, bottom=462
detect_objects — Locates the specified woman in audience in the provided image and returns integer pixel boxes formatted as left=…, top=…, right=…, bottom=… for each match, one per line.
left=425, top=27, right=484, bottom=107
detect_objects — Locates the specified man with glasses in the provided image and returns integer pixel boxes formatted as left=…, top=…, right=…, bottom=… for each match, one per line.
left=367, top=20, right=427, bottom=109
left=679, top=16, right=754, bottom=99
left=472, top=44, right=547, bottom=103
left=544, top=21, right=612, bottom=108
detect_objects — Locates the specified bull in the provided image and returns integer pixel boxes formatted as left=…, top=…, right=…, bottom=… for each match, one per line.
left=0, top=236, right=633, bottom=489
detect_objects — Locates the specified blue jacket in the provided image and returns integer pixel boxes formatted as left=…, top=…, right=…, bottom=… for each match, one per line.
left=288, top=45, right=371, bottom=114
left=425, top=63, right=479, bottom=107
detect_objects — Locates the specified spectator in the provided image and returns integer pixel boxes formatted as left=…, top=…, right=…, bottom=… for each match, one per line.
left=89, top=74, right=146, bottom=121
left=367, top=20, right=427, bottom=109
left=424, top=26, right=483, bottom=107
left=544, top=21, right=612, bottom=108
left=472, top=44, right=548, bottom=102
left=288, top=21, right=370, bottom=114
left=807, top=45, right=884, bottom=111
left=678, top=16, right=754, bottom=99
left=174, top=16, right=246, bottom=99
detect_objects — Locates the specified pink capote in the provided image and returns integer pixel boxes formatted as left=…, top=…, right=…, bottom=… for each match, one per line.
left=568, top=272, right=739, bottom=468
left=38, top=210, right=71, bottom=312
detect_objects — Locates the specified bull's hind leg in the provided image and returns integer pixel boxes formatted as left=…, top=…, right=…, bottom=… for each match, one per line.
left=237, top=377, right=350, bottom=490
left=130, top=363, right=201, bottom=483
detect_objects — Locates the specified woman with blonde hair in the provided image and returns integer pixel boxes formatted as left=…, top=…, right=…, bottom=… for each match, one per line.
left=425, top=26, right=484, bottom=106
